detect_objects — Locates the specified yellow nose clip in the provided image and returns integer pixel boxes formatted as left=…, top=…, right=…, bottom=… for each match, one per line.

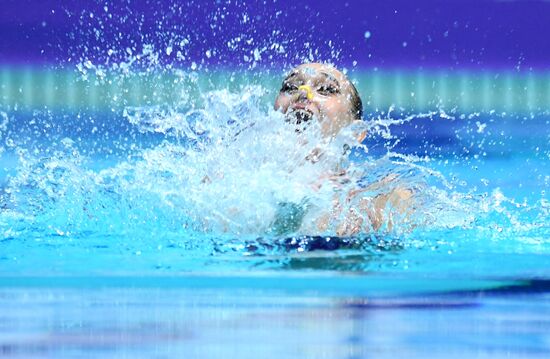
left=298, top=85, right=314, bottom=100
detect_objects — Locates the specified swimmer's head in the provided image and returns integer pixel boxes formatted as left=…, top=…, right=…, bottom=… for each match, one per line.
left=274, top=63, right=363, bottom=137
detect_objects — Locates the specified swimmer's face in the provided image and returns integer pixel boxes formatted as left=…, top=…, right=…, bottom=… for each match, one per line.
left=274, top=63, right=360, bottom=137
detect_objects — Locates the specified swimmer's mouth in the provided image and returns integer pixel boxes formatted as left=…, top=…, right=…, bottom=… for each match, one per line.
left=285, top=109, right=314, bottom=126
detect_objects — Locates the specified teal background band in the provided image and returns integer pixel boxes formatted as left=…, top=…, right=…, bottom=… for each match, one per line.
left=1, top=66, right=549, bottom=113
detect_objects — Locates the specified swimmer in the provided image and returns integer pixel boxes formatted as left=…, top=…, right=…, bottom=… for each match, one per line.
left=274, top=63, right=413, bottom=236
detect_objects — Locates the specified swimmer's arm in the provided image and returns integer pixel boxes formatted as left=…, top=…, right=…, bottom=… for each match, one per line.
left=316, top=176, right=413, bottom=236
left=336, top=186, right=413, bottom=236
left=358, top=186, right=413, bottom=232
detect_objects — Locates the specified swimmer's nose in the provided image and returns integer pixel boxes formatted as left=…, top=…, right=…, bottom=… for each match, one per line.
left=297, top=85, right=314, bottom=100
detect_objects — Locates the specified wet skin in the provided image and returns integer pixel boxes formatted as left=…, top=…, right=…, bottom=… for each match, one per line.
left=274, top=63, right=413, bottom=236
left=274, top=63, right=359, bottom=138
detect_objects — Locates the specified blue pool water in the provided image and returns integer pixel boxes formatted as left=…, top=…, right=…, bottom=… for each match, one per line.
left=1, top=0, right=550, bottom=356
left=1, top=107, right=548, bottom=275
left=0, top=97, right=549, bottom=357
left=0, top=278, right=549, bottom=358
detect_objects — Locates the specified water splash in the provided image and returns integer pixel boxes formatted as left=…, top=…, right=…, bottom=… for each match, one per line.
left=0, top=2, right=548, bottom=275
left=0, top=88, right=548, bottom=277
left=2, top=84, right=536, bottom=245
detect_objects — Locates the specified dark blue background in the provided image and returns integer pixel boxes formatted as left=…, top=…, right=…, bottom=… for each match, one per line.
left=1, top=0, right=549, bottom=69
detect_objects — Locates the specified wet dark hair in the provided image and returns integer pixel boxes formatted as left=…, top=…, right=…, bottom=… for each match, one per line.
left=348, top=80, right=363, bottom=120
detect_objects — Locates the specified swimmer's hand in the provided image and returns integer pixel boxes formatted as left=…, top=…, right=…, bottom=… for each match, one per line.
left=314, top=174, right=414, bottom=236
left=345, top=186, right=413, bottom=235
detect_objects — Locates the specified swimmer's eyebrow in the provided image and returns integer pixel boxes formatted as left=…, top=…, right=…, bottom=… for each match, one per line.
left=283, top=70, right=340, bottom=86
left=283, top=71, right=301, bottom=82
left=318, top=72, right=340, bottom=86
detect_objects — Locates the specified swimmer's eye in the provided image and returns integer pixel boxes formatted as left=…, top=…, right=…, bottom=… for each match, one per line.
left=317, top=84, right=339, bottom=96
left=281, top=82, right=299, bottom=93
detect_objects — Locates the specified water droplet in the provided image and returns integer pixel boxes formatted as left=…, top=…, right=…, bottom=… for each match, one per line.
left=253, top=48, right=261, bottom=61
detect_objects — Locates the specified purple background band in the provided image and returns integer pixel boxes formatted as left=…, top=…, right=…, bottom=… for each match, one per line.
left=1, top=0, right=549, bottom=70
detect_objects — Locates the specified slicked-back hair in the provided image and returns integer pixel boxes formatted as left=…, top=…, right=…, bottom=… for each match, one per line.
left=348, top=81, right=363, bottom=120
